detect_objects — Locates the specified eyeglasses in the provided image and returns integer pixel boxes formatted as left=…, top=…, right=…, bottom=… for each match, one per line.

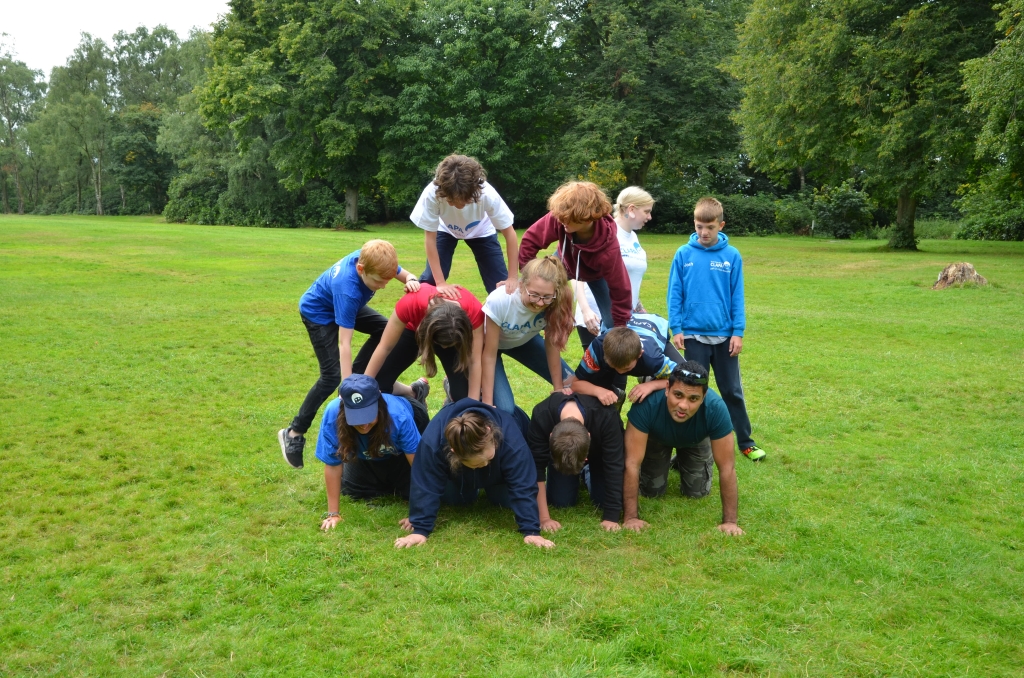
left=672, top=367, right=708, bottom=385
left=524, top=290, right=557, bottom=304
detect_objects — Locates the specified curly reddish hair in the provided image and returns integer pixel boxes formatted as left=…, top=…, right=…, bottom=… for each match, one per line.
left=547, top=181, right=612, bottom=225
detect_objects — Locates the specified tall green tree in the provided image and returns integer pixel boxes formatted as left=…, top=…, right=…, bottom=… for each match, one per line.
left=111, top=25, right=188, bottom=109
left=564, top=0, right=747, bottom=187
left=379, top=0, right=569, bottom=213
left=200, top=0, right=415, bottom=223
left=0, top=52, right=45, bottom=213
left=728, top=0, right=999, bottom=249
left=962, top=0, right=1024, bottom=207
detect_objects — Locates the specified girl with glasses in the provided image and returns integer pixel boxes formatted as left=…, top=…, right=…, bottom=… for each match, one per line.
left=480, top=256, right=575, bottom=413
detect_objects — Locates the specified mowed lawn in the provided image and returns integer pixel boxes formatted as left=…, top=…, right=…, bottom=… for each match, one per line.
left=1, top=215, right=1022, bottom=677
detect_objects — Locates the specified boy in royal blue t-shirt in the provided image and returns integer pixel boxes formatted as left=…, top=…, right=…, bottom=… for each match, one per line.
left=279, top=240, right=420, bottom=469
left=667, top=197, right=766, bottom=462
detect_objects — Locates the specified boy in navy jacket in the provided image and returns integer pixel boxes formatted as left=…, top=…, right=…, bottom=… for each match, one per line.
left=396, top=399, right=554, bottom=549
left=666, top=197, right=766, bottom=462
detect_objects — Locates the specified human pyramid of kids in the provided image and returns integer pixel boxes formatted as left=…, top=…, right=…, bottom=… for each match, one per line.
left=277, top=155, right=767, bottom=549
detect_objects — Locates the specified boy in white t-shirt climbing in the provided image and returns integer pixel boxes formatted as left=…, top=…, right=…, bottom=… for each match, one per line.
left=410, top=154, right=520, bottom=298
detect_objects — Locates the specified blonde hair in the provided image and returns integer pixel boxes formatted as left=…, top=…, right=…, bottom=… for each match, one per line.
left=694, top=197, right=724, bottom=224
left=548, top=181, right=612, bottom=225
left=444, top=411, right=503, bottom=472
left=358, top=239, right=399, bottom=277
left=521, top=256, right=573, bottom=350
left=613, top=186, right=655, bottom=219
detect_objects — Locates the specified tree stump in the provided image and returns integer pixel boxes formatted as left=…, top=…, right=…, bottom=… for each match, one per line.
left=932, top=263, right=987, bottom=290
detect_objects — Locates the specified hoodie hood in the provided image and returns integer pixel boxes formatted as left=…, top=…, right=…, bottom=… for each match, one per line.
left=687, top=231, right=729, bottom=251
left=442, top=398, right=500, bottom=424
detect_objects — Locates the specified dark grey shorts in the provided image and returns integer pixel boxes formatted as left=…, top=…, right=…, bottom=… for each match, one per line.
left=639, top=436, right=713, bottom=499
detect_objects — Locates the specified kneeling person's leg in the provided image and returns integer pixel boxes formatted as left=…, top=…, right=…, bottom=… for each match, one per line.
left=674, top=437, right=713, bottom=498
left=639, top=438, right=674, bottom=498
left=342, top=456, right=411, bottom=500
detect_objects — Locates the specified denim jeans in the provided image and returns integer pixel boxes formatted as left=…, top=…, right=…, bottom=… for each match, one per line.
left=420, top=231, right=509, bottom=293
left=683, top=338, right=754, bottom=449
left=492, top=334, right=574, bottom=414
left=586, top=278, right=615, bottom=332
left=289, top=307, right=389, bottom=434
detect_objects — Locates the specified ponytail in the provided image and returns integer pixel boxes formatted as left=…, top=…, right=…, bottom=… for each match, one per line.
left=521, top=255, right=573, bottom=350
left=444, top=411, right=503, bottom=473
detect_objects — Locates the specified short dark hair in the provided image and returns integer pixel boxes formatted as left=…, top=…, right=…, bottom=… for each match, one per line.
left=434, top=154, right=486, bottom=204
left=668, top=360, right=709, bottom=394
left=549, top=419, right=590, bottom=475
left=603, top=327, right=642, bottom=370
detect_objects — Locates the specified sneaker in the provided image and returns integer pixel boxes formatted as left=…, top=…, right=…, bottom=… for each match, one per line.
left=741, top=445, right=766, bottom=462
left=441, top=376, right=452, bottom=408
left=410, top=377, right=430, bottom=406
left=278, top=427, right=305, bottom=468
left=613, top=387, right=627, bottom=414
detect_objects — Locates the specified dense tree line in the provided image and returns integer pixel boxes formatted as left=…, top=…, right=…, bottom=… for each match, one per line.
left=1, top=0, right=1021, bottom=245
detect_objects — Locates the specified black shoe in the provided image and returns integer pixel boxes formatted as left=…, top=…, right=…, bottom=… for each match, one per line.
left=278, top=428, right=305, bottom=468
left=614, top=387, right=627, bottom=414
left=411, top=377, right=430, bottom=406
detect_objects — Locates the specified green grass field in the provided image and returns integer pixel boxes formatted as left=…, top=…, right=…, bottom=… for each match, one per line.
left=1, top=215, right=1022, bottom=676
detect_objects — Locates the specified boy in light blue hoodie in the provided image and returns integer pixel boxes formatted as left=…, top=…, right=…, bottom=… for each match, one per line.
left=666, top=197, right=766, bottom=462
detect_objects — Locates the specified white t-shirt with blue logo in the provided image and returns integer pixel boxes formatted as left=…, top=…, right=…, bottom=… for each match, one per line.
left=575, top=226, right=647, bottom=326
left=410, top=181, right=514, bottom=240
left=482, top=287, right=549, bottom=350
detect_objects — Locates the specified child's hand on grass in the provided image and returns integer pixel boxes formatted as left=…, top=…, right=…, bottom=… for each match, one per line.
left=600, top=520, right=621, bottom=532
left=623, top=518, right=649, bottom=532
left=540, top=518, right=562, bottom=532
left=320, top=515, right=343, bottom=531
left=524, top=535, right=556, bottom=549
left=717, top=522, right=744, bottom=536
left=398, top=517, right=413, bottom=532
left=395, top=534, right=427, bottom=548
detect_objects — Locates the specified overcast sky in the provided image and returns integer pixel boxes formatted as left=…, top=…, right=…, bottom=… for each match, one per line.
left=2, top=0, right=231, bottom=78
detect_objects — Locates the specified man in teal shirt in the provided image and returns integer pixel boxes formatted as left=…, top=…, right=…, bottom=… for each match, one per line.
left=623, top=361, right=744, bottom=535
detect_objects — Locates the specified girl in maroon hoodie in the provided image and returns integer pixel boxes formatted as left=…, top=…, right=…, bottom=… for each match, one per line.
left=518, top=182, right=633, bottom=332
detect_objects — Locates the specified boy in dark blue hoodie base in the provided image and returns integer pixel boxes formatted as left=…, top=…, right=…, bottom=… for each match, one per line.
left=666, top=197, right=766, bottom=462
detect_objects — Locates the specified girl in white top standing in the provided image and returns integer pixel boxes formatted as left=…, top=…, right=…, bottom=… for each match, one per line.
left=481, top=256, right=575, bottom=413
left=410, top=154, right=520, bottom=298
left=575, top=186, right=655, bottom=348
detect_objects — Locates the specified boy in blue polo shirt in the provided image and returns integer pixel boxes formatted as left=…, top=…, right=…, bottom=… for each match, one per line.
left=667, top=196, right=765, bottom=462
left=279, top=240, right=420, bottom=469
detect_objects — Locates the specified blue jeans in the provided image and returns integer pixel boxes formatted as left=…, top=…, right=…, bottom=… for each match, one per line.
left=420, top=231, right=508, bottom=293
left=587, top=278, right=615, bottom=332
left=684, top=338, right=754, bottom=450
left=493, top=334, right=574, bottom=414
left=440, top=406, right=531, bottom=506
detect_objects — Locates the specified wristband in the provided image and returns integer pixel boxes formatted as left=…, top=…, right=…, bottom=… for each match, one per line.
left=324, top=512, right=340, bottom=518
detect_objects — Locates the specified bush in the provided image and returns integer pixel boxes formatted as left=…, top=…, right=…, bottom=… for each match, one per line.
left=956, top=207, right=1024, bottom=241
left=774, top=197, right=813, bottom=233
left=813, top=181, right=873, bottom=239
left=720, top=194, right=776, bottom=235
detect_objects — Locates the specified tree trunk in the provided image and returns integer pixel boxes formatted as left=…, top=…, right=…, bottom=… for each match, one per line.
left=345, top=186, right=358, bottom=224
left=93, top=157, right=103, bottom=216
left=798, top=166, right=806, bottom=191
left=1, top=170, right=8, bottom=213
left=14, top=164, right=24, bottom=214
left=624, top=148, right=656, bottom=187
left=889, top=187, right=918, bottom=250
left=120, top=184, right=125, bottom=211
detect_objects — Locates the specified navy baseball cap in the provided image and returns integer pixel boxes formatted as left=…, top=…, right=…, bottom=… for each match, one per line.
left=340, top=374, right=381, bottom=426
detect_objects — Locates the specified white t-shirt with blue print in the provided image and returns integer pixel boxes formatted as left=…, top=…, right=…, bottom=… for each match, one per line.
left=482, top=287, right=549, bottom=350
left=410, top=181, right=514, bottom=240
